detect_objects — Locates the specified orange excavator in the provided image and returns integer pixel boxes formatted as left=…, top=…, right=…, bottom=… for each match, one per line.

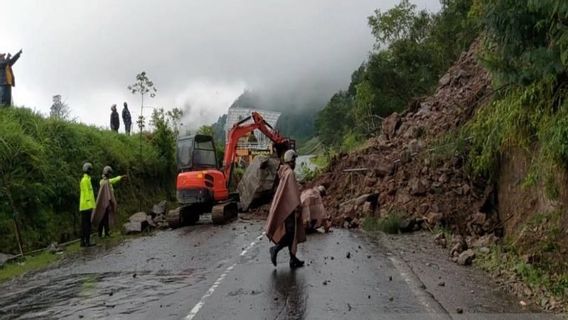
left=170, top=112, right=294, bottom=227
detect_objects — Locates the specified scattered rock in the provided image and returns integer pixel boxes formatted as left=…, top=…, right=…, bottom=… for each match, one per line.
left=438, top=282, right=445, bottom=287
left=456, top=307, right=463, bottom=314
left=399, top=218, right=419, bottom=233
left=457, top=249, right=476, bottom=266
left=450, top=236, right=467, bottom=257
left=346, top=252, right=351, bottom=259
left=425, top=212, right=443, bottom=227
left=151, top=201, right=168, bottom=216
left=382, top=113, right=401, bottom=140
left=434, top=233, right=447, bottom=248
left=470, top=234, right=498, bottom=248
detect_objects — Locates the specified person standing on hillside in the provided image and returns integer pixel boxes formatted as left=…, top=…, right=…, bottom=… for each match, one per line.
left=0, top=49, right=22, bottom=106
left=110, top=104, right=120, bottom=132
left=92, top=166, right=126, bottom=238
left=79, top=162, right=98, bottom=247
left=122, top=102, right=132, bottom=135
left=265, top=150, right=306, bottom=269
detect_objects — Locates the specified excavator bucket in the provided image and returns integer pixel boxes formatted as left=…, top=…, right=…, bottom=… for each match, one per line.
left=237, top=156, right=281, bottom=211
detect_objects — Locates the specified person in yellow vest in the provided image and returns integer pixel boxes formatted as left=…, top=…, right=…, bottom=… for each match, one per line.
left=79, top=162, right=97, bottom=247
left=92, top=166, right=127, bottom=238
left=0, top=50, right=22, bottom=106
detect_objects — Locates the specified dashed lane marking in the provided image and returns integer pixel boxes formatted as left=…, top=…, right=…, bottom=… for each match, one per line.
left=184, top=233, right=265, bottom=320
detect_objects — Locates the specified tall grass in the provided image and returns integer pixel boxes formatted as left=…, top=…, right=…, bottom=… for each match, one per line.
left=0, top=107, right=174, bottom=253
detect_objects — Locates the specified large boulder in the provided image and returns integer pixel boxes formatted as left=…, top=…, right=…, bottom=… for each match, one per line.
left=122, top=212, right=150, bottom=234
left=123, top=222, right=143, bottom=234
left=237, top=156, right=281, bottom=211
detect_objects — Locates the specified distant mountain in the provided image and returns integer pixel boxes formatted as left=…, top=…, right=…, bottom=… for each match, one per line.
left=214, top=90, right=318, bottom=146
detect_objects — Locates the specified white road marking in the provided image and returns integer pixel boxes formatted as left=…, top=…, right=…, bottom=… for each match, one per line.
left=184, top=232, right=265, bottom=320
left=388, top=256, right=451, bottom=319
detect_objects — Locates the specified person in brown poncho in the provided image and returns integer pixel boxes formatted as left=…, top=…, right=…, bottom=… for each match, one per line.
left=265, top=150, right=306, bottom=269
left=92, top=166, right=126, bottom=238
left=301, top=185, right=331, bottom=233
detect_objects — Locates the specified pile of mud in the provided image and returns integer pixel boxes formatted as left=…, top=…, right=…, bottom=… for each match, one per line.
left=311, top=41, right=499, bottom=241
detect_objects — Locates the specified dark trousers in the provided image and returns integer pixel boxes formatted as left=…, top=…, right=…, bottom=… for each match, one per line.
left=125, top=123, right=131, bottom=135
left=98, top=208, right=110, bottom=237
left=0, top=86, right=12, bottom=106
left=274, top=214, right=296, bottom=256
left=80, top=210, right=92, bottom=246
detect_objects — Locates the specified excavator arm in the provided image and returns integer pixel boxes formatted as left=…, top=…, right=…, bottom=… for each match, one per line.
left=222, top=111, right=293, bottom=179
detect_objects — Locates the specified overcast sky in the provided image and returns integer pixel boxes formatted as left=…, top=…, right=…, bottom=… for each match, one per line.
left=2, top=0, right=440, bottom=130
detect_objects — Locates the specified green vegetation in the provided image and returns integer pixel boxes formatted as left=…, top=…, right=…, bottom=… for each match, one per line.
left=0, top=251, right=59, bottom=283
left=0, top=107, right=178, bottom=254
left=0, top=233, right=129, bottom=283
left=362, top=211, right=404, bottom=234
left=316, top=0, right=478, bottom=150
left=477, top=242, right=568, bottom=305
left=451, top=0, right=568, bottom=186
left=297, top=137, right=324, bottom=156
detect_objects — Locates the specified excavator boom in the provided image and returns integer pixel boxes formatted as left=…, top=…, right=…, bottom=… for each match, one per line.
left=222, top=111, right=293, bottom=180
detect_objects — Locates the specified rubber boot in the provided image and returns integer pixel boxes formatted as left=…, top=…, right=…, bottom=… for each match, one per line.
left=270, top=244, right=284, bottom=267
left=289, top=255, right=305, bottom=269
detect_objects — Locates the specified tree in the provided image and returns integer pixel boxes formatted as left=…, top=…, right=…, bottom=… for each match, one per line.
left=128, top=71, right=157, bottom=210
left=149, top=108, right=176, bottom=196
left=316, top=0, right=479, bottom=149
left=49, top=95, right=70, bottom=120
left=480, top=0, right=568, bottom=86
left=128, top=71, right=157, bottom=133
left=166, top=107, right=184, bottom=137
left=197, top=124, right=215, bottom=137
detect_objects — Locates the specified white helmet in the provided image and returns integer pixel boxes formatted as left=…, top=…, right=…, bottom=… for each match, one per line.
left=283, top=149, right=297, bottom=163
left=317, top=185, right=326, bottom=195
left=82, top=162, right=93, bottom=173
left=102, top=166, right=113, bottom=176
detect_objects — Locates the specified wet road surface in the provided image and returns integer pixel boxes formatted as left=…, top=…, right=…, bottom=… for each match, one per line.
left=0, top=216, right=560, bottom=319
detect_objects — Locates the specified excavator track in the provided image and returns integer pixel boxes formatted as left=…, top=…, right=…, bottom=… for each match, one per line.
left=211, top=201, right=238, bottom=225
left=166, top=208, right=182, bottom=229
left=167, top=205, right=202, bottom=228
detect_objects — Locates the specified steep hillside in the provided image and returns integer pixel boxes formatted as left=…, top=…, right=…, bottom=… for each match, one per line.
left=312, top=40, right=493, bottom=236
left=0, top=108, right=175, bottom=254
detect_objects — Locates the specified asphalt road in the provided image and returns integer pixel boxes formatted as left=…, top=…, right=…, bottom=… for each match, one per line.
left=0, top=215, right=559, bottom=320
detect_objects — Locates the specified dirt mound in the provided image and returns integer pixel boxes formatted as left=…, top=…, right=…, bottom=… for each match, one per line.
left=312, top=40, right=497, bottom=238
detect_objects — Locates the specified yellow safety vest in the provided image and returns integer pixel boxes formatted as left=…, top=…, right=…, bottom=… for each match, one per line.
left=79, top=174, right=96, bottom=211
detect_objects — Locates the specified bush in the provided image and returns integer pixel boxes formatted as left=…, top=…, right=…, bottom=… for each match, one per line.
left=362, top=212, right=402, bottom=234
left=0, top=107, right=175, bottom=253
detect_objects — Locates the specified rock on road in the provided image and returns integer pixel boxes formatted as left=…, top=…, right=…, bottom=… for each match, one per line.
left=0, top=216, right=558, bottom=320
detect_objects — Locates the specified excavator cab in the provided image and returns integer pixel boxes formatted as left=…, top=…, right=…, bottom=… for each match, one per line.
left=176, top=135, right=218, bottom=173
